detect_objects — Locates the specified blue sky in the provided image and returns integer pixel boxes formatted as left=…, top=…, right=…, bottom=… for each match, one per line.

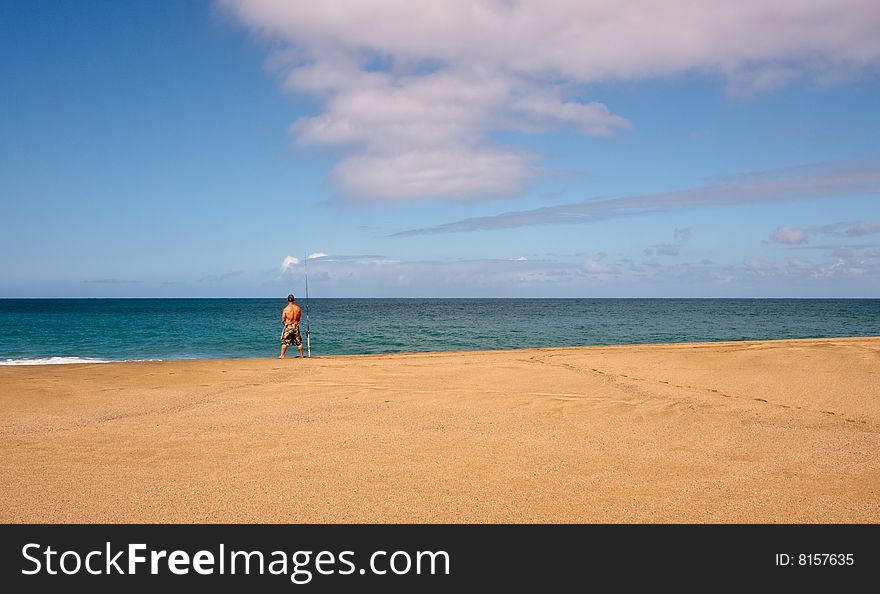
left=2, top=1, right=879, bottom=297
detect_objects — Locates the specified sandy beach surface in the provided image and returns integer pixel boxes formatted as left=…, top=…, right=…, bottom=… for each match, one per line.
left=1, top=337, right=878, bottom=523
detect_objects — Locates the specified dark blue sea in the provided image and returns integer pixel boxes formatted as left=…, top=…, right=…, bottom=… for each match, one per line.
left=1, top=298, right=878, bottom=364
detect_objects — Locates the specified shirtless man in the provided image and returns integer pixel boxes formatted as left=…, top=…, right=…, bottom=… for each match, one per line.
left=279, top=294, right=304, bottom=358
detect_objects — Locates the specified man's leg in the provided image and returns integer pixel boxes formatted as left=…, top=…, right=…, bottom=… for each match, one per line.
left=278, top=343, right=288, bottom=358
left=297, top=343, right=304, bottom=358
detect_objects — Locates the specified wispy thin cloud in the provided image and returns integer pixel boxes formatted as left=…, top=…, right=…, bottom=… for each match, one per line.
left=268, top=249, right=880, bottom=296
left=770, top=222, right=880, bottom=249
left=770, top=220, right=880, bottom=247
left=395, top=159, right=880, bottom=236
left=743, top=256, right=776, bottom=274
left=808, top=221, right=880, bottom=237
left=198, top=270, right=244, bottom=283
left=844, top=222, right=880, bottom=237
left=770, top=226, right=809, bottom=245
left=84, top=279, right=143, bottom=284
left=649, top=245, right=680, bottom=256
left=786, top=257, right=815, bottom=271
left=791, top=243, right=880, bottom=250
left=645, top=227, right=691, bottom=257
left=308, top=253, right=386, bottom=262
left=582, top=253, right=621, bottom=275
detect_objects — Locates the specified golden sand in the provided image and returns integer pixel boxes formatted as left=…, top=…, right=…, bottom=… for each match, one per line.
left=1, top=337, right=878, bottom=523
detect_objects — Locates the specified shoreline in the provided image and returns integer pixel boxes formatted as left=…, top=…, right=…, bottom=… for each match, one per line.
left=3, top=334, right=880, bottom=366
left=2, top=336, right=878, bottom=523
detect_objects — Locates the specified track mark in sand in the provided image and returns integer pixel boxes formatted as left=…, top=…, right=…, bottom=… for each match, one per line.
left=2, top=382, right=254, bottom=437
left=2, top=396, right=211, bottom=437
left=92, top=396, right=210, bottom=424
left=304, top=381, right=400, bottom=391
left=526, top=353, right=871, bottom=427
left=292, top=380, right=469, bottom=397
left=525, top=355, right=681, bottom=411
left=525, top=392, right=597, bottom=400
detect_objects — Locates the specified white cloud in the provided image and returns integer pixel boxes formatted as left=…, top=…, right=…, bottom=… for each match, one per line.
left=307, top=252, right=328, bottom=260
left=332, top=147, right=535, bottom=201
left=771, top=226, right=809, bottom=244
left=511, top=93, right=631, bottom=136
left=280, top=255, right=300, bottom=274
left=280, top=53, right=622, bottom=201
left=222, top=1, right=880, bottom=201
left=223, top=1, right=880, bottom=83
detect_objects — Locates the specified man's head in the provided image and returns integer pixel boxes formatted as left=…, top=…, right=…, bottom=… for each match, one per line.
left=287, top=294, right=295, bottom=303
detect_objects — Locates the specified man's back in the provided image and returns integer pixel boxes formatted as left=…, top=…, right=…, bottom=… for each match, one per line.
left=283, top=303, right=302, bottom=324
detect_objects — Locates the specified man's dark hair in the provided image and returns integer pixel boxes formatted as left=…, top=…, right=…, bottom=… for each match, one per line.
left=287, top=294, right=295, bottom=302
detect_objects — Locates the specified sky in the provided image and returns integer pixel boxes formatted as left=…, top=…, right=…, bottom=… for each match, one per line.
left=1, top=0, right=879, bottom=298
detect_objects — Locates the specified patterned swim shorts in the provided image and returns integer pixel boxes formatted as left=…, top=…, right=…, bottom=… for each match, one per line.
left=281, top=322, right=302, bottom=347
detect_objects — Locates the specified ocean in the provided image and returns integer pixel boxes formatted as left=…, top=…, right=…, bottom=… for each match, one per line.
left=1, top=298, right=878, bottom=364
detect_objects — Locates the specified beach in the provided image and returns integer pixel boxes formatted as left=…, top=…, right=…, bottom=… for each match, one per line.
left=1, top=336, right=878, bottom=523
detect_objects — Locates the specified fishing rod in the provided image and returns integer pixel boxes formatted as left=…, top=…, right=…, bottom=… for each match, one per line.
left=304, top=252, right=311, bottom=358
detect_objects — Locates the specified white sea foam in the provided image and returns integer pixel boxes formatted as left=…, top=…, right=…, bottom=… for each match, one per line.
left=0, top=357, right=156, bottom=366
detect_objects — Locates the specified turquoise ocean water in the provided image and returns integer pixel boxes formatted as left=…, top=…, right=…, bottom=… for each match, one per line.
left=0, top=298, right=878, bottom=364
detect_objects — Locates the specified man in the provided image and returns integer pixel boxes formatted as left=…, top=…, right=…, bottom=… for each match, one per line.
left=279, top=294, right=304, bottom=359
